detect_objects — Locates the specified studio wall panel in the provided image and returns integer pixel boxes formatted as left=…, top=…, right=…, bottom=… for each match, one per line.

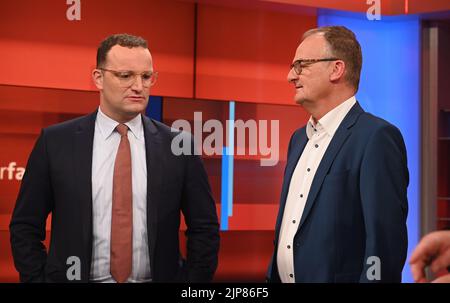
left=0, top=0, right=195, bottom=98
left=195, top=3, right=316, bottom=104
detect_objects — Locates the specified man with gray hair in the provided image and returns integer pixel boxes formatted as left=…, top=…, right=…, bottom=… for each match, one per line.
left=267, top=26, right=408, bottom=283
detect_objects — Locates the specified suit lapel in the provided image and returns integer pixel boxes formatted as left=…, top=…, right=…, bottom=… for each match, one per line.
left=142, top=115, right=163, bottom=274
left=297, top=102, right=364, bottom=231
left=72, top=111, right=96, bottom=277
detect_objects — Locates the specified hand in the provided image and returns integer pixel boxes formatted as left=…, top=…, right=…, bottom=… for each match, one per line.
left=410, top=230, right=450, bottom=283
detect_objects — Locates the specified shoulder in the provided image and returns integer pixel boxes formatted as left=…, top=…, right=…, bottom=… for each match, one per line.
left=143, top=116, right=191, bottom=141
left=40, top=112, right=96, bottom=140
left=356, top=112, right=404, bottom=140
left=142, top=116, right=197, bottom=157
left=355, top=112, right=406, bottom=158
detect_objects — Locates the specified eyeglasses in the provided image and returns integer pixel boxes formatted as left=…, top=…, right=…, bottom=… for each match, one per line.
left=99, top=68, right=158, bottom=87
left=290, top=58, right=340, bottom=75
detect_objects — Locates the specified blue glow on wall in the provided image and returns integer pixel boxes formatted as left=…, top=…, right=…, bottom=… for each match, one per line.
left=318, top=10, right=420, bottom=283
left=228, top=101, right=235, bottom=216
left=220, top=146, right=230, bottom=230
left=220, top=101, right=235, bottom=231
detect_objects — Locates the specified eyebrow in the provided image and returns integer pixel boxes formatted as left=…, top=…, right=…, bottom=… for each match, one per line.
left=111, top=69, right=154, bottom=73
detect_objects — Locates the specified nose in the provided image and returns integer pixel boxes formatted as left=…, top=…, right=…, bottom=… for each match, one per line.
left=287, top=68, right=298, bottom=83
left=130, top=75, right=144, bottom=92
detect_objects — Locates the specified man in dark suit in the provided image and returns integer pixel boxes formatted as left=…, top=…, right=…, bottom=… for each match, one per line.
left=267, top=26, right=408, bottom=283
left=9, top=33, right=220, bottom=283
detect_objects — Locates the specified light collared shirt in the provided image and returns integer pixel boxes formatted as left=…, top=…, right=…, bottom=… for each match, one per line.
left=90, top=107, right=151, bottom=283
left=277, top=96, right=356, bottom=283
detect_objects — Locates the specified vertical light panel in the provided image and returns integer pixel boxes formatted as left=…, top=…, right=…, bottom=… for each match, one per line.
left=220, top=146, right=230, bottom=231
left=228, top=101, right=235, bottom=217
left=318, top=10, right=420, bottom=283
left=220, top=101, right=235, bottom=231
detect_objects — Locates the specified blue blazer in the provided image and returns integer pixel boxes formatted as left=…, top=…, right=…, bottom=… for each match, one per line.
left=267, top=102, right=408, bottom=283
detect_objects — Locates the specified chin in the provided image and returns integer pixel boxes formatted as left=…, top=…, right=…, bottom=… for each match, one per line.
left=125, top=102, right=147, bottom=112
left=294, top=96, right=306, bottom=105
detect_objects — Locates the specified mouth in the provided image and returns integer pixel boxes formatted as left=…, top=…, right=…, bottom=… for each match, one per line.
left=126, top=96, right=146, bottom=102
left=295, top=85, right=303, bottom=90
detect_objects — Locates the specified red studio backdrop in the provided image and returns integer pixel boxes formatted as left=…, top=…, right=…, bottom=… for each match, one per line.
left=0, top=0, right=316, bottom=282
left=2, top=0, right=450, bottom=284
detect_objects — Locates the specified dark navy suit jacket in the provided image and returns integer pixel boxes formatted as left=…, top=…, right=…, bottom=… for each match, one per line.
left=268, top=102, right=408, bottom=283
left=10, top=111, right=220, bottom=283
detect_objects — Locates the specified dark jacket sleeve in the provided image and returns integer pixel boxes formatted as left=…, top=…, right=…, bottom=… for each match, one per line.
left=359, top=124, right=409, bottom=282
left=9, top=129, right=54, bottom=282
left=181, top=148, right=220, bottom=282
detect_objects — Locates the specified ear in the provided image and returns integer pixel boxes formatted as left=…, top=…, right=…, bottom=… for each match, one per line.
left=329, top=60, right=346, bottom=82
left=92, top=69, right=104, bottom=90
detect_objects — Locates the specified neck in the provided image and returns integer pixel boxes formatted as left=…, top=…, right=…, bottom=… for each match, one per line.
left=99, top=104, right=140, bottom=124
left=305, top=88, right=354, bottom=121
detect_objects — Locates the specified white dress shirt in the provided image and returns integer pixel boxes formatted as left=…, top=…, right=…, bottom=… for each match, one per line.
left=90, top=107, right=151, bottom=282
left=277, top=96, right=356, bottom=283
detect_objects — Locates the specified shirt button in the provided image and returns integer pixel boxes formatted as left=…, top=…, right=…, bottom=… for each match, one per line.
left=307, top=168, right=310, bottom=172
left=287, top=245, right=291, bottom=249
left=315, top=144, right=319, bottom=148
left=290, top=274, right=294, bottom=278
left=292, top=220, right=296, bottom=224
left=300, top=194, right=303, bottom=198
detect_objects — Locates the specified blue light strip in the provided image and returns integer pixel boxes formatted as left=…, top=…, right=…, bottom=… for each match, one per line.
left=220, top=146, right=230, bottom=231
left=220, top=101, right=236, bottom=231
left=228, top=101, right=235, bottom=216
left=318, top=9, right=420, bottom=282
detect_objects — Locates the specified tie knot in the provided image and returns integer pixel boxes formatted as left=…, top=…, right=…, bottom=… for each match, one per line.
left=116, top=124, right=129, bottom=136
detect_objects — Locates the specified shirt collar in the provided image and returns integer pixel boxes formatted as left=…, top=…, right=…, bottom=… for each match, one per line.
left=306, top=96, right=356, bottom=139
left=96, top=107, right=144, bottom=141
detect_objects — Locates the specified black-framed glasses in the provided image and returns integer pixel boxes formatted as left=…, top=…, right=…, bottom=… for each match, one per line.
left=290, top=58, right=340, bottom=75
left=98, top=68, right=158, bottom=87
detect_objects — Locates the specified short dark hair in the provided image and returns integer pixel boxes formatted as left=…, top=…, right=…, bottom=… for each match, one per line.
left=303, top=26, right=362, bottom=92
left=96, top=33, right=148, bottom=68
